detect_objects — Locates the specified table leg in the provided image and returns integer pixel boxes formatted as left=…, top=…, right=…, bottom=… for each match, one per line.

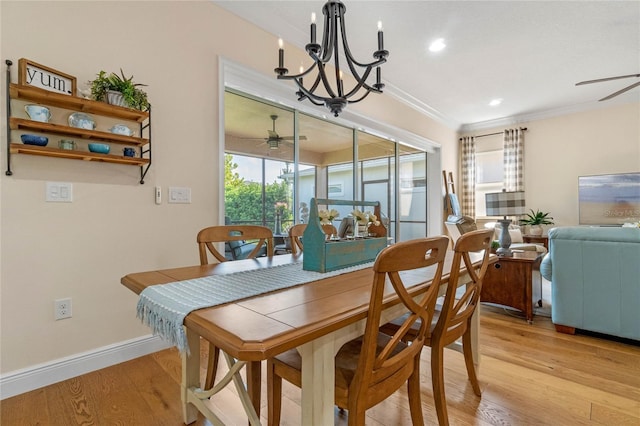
left=182, top=328, right=200, bottom=425
left=298, top=334, right=336, bottom=425
left=246, top=361, right=261, bottom=419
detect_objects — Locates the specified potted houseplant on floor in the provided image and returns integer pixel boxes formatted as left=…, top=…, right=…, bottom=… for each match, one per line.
left=519, top=209, right=554, bottom=236
left=88, top=69, right=149, bottom=110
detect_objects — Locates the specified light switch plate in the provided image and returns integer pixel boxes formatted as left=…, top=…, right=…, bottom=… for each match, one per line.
left=46, top=182, right=73, bottom=202
left=168, top=187, right=191, bottom=204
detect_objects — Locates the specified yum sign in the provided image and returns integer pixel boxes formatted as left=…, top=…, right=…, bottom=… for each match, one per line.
left=18, top=58, right=77, bottom=96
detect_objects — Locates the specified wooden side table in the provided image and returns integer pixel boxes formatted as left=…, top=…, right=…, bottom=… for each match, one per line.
left=481, top=251, right=544, bottom=323
left=522, top=234, right=549, bottom=250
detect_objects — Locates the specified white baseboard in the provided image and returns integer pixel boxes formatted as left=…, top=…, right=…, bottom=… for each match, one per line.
left=0, top=335, right=171, bottom=400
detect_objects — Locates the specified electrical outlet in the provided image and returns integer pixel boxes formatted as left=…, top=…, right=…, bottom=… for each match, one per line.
left=54, top=298, right=72, bottom=320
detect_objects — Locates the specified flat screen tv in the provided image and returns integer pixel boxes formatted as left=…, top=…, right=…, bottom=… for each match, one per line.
left=578, top=172, right=640, bottom=225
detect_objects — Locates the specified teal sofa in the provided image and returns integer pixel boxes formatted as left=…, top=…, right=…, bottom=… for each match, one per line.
left=540, top=226, right=640, bottom=340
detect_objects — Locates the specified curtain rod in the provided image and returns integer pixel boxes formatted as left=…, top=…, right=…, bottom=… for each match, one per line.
left=459, top=127, right=527, bottom=141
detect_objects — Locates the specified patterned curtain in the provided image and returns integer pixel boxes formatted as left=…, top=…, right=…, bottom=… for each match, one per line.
left=503, top=129, right=524, bottom=192
left=460, top=136, right=476, bottom=217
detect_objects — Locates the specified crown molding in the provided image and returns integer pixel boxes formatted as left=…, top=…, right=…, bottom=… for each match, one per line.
left=383, top=81, right=461, bottom=131
left=460, top=95, right=640, bottom=133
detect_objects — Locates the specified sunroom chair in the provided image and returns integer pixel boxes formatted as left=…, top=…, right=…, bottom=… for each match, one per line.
left=288, top=223, right=338, bottom=254
left=380, top=228, right=493, bottom=425
left=267, top=236, right=449, bottom=426
left=196, top=225, right=274, bottom=390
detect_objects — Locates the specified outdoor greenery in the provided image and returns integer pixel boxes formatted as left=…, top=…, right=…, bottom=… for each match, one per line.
left=224, top=154, right=293, bottom=226
left=88, top=70, right=149, bottom=110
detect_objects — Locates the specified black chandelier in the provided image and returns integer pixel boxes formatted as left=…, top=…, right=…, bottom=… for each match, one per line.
left=274, top=0, right=389, bottom=117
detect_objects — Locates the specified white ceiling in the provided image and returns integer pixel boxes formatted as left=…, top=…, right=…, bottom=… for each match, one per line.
left=213, top=0, right=640, bottom=131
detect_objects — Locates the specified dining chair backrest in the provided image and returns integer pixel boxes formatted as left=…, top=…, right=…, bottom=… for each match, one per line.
left=355, top=236, right=449, bottom=410
left=322, top=224, right=338, bottom=237
left=197, top=225, right=274, bottom=264
left=288, top=223, right=339, bottom=254
left=288, top=224, right=306, bottom=254
left=434, top=228, right=493, bottom=347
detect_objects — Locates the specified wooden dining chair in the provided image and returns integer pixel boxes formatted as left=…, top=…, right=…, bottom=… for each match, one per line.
left=197, top=225, right=274, bottom=264
left=288, top=223, right=338, bottom=254
left=196, top=225, right=274, bottom=390
left=287, top=224, right=306, bottom=254
left=380, top=228, right=493, bottom=426
left=267, top=236, right=450, bottom=426
left=322, top=223, right=338, bottom=236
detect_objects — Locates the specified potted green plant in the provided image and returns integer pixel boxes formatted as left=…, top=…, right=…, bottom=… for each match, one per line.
left=88, top=69, right=149, bottom=110
left=519, top=209, right=554, bottom=236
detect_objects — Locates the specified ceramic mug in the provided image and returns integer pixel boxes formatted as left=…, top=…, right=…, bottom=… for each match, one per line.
left=24, top=105, right=51, bottom=123
left=123, top=147, right=136, bottom=157
left=58, top=139, right=76, bottom=150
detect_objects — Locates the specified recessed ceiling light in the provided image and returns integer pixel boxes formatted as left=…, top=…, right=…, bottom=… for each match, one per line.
left=429, top=38, right=446, bottom=52
left=489, top=98, right=503, bottom=106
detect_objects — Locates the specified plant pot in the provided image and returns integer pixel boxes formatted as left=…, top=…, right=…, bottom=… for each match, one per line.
left=106, top=90, right=126, bottom=107
left=530, top=225, right=543, bottom=236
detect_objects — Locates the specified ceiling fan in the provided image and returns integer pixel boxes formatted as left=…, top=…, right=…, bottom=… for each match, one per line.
left=576, top=73, right=640, bottom=101
left=257, top=114, right=307, bottom=150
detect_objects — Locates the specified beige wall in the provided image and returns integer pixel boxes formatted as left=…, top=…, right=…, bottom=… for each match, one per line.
left=462, top=102, right=640, bottom=228
left=0, top=1, right=457, bottom=374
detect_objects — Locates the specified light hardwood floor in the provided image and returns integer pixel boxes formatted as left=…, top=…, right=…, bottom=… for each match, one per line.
left=2, top=305, right=639, bottom=425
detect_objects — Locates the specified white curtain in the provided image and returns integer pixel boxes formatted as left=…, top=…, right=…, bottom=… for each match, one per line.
left=503, top=129, right=524, bottom=192
left=460, top=136, right=476, bottom=217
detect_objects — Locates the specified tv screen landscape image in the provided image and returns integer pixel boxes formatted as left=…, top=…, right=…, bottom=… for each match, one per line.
left=578, top=172, right=640, bottom=226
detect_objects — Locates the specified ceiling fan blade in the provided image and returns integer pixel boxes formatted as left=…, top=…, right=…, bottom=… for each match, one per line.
left=599, top=80, right=640, bottom=101
left=280, top=135, right=308, bottom=141
left=576, top=73, right=640, bottom=86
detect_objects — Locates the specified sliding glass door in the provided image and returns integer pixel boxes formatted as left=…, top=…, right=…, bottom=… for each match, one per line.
left=224, top=89, right=431, bottom=242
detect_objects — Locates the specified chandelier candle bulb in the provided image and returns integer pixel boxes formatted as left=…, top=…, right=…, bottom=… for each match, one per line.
left=311, top=13, right=317, bottom=44
left=278, top=38, right=284, bottom=68
left=378, top=21, right=384, bottom=50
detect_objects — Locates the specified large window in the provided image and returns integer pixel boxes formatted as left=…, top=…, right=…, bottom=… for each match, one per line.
left=474, top=135, right=504, bottom=218
left=359, top=131, right=396, bottom=241
left=398, top=147, right=428, bottom=240
left=224, top=90, right=432, bottom=242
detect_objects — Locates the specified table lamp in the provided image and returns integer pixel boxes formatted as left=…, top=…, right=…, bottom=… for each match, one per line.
left=485, top=190, right=526, bottom=256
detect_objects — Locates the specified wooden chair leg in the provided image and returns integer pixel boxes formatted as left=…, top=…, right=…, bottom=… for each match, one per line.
left=407, top=358, right=425, bottom=426
left=462, top=330, right=481, bottom=396
left=347, top=406, right=366, bottom=426
left=267, top=361, right=282, bottom=426
left=431, top=345, right=450, bottom=426
left=204, top=343, right=220, bottom=390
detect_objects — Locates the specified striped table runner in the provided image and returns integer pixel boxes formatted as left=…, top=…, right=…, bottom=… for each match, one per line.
left=137, top=260, right=374, bottom=353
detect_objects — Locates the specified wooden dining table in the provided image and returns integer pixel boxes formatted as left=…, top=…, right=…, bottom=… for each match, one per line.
left=121, top=251, right=490, bottom=425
